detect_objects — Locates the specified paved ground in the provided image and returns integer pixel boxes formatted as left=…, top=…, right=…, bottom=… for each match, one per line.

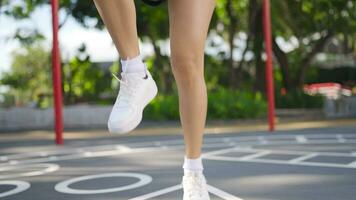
left=0, top=125, right=356, bottom=199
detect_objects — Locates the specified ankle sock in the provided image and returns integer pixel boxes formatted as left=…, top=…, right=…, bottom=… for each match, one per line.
left=120, top=55, right=146, bottom=74
left=183, top=156, right=203, bottom=175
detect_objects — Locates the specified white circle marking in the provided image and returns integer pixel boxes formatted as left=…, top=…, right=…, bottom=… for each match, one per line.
left=55, top=173, right=152, bottom=194
left=0, top=181, right=30, bottom=198
left=0, top=163, right=60, bottom=179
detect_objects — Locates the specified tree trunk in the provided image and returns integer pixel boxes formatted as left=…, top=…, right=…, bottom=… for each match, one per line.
left=147, top=33, right=173, bottom=94
left=272, top=36, right=291, bottom=90
left=226, top=0, right=238, bottom=88
left=235, top=0, right=260, bottom=89
left=297, top=31, right=334, bottom=86
left=254, top=33, right=265, bottom=93
left=252, top=5, right=265, bottom=93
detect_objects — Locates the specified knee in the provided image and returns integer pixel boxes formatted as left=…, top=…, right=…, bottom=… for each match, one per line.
left=170, top=53, right=204, bottom=80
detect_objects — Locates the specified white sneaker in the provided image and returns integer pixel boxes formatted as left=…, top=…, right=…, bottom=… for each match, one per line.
left=182, top=172, right=210, bottom=200
left=108, top=69, right=158, bottom=134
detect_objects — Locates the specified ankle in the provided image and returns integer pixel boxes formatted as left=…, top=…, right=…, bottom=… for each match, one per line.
left=120, top=55, right=146, bottom=73
left=183, top=156, right=204, bottom=175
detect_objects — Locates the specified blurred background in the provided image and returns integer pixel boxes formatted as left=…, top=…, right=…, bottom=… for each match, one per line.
left=0, top=0, right=355, bottom=132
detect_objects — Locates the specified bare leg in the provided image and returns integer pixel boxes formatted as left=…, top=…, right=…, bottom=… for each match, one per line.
left=169, top=0, right=215, bottom=159
left=94, top=0, right=156, bottom=134
left=93, top=0, right=139, bottom=58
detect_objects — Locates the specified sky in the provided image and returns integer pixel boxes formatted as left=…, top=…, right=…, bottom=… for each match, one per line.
left=0, top=6, right=121, bottom=74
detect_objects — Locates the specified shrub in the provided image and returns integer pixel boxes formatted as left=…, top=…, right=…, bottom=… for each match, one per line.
left=144, top=93, right=180, bottom=120
left=144, top=87, right=267, bottom=120
left=275, top=89, right=324, bottom=108
left=207, top=88, right=267, bottom=119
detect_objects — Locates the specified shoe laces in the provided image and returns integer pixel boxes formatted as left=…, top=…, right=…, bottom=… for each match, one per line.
left=112, top=72, right=139, bottom=104
left=184, top=175, right=206, bottom=199
left=112, top=60, right=141, bottom=106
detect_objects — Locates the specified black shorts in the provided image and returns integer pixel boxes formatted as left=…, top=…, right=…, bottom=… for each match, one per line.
left=142, top=0, right=166, bottom=6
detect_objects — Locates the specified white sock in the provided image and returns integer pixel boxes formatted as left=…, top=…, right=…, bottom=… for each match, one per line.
left=120, top=55, right=146, bottom=74
left=183, top=156, right=203, bottom=175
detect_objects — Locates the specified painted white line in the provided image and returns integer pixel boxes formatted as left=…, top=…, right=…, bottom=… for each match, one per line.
left=296, top=135, right=308, bottom=143
left=154, top=142, right=162, bottom=146
left=3, top=150, right=78, bottom=160
left=129, top=184, right=182, bottom=200
left=115, top=145, right=132, bottom=152
left=55, top=173, right=152, bottom=194
left=3, top=132, right=353, bottom=160
left=5, top=152, right=49, bottom=159
left=222, top=138, right=231, bottom=143
left=229, top=142, right=236, bottom=146
left=202, top=147, right=238, bottom=157
left=0, top=157, right=8, bottom=161
left=9, top=160, right=18, bottom=165
left=1, top=134, right=356, bottom=168
left=258, top=136, right=268, bottom=144
left=0, top=163, right=60, bottom=179
left=40, top=152, right=48, bottom=157
left=252, top=139, right=356, bottom=146
left=265, top=148, right=355, bottom=157
left=2, top=140, right=356, bottom=168
left=347, top=160, right=356, bottom=167
left=336, top=134, right=346, bottom=143
left=0, top=147, right=159, bottom=166
left=129, top=184, right=245, bottom=200
left=1, top=134, right=352, bottom=155
left=83, top=152, right=93, bottom=157
left=207, top=185, right=244, bottom=200
left=288, top=153, right=319, bottom=163
left=0, top=181, right=31, bottom=198
left=0, top=144, right=228, bottom=167
left=232, top=147, right=356, bottom=157
left=237, top=151, right=271, bottom=161
left=205, top=155, right=356, bottom=169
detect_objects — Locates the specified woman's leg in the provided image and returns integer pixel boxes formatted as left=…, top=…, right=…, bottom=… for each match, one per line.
left=169, top=0, right=215, bottom=159
left=93, top=0, right=139, bottom=58
left=94, top=0, right=158, bottom=134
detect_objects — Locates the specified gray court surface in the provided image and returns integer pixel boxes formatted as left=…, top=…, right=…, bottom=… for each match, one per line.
left=1, top=126, right=356, bottom=200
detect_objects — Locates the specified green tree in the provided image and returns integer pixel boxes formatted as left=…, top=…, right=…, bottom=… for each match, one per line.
left=0, top=44, right=52, bottom=107
left=62, top=44, right=111, bottom=104
left=271, top=0, right=356, bottom=89
left=2, top=0, right=355, bottom=111
left=213, top=0, right=249, bottom=88
left=1, top=0, right=175, bottom=93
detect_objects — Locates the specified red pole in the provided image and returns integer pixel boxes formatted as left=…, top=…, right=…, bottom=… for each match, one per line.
left=262, top=0, right=276, bottom=131
left=51, top=0, right=64, bottom=144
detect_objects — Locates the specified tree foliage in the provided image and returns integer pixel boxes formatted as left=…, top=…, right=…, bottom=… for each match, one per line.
left=0, top=44, right=51, bottom=107
left=62, top=44, right=112, bottom=104
left=271, top=0, right=356, bottom=89
left=1, top=0, right=355, bottom=111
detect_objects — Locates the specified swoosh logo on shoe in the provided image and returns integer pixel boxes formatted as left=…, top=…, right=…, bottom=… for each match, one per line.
left=143, top=74, right=148, bottom=79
